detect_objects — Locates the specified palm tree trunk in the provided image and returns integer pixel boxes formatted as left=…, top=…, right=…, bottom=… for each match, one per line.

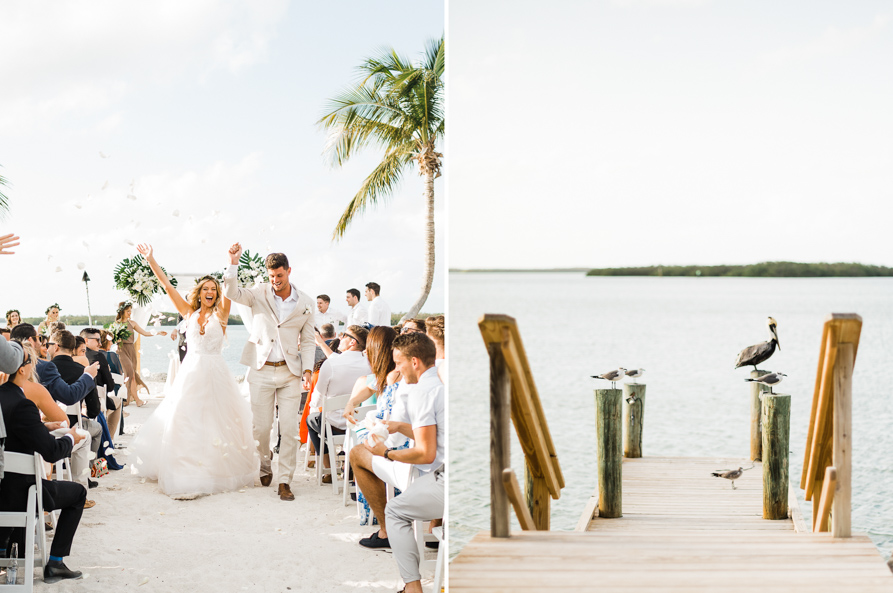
left=402, top=170, right=436, bottom=321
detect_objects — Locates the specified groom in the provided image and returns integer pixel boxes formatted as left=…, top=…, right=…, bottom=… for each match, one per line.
left=224, top=243, right=317, bottom=501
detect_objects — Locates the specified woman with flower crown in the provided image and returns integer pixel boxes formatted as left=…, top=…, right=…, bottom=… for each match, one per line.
left=129, top=243, right=258, bottom=499
left=36, top=303, right=61, bottom=336
left=113, top=301, right=167, bottom=407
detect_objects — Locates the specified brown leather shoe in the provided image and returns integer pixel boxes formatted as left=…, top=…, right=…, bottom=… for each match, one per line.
left=84, top=500, right=96, bottom=509
left=321, top=474, right=332, bottom=484
left=260, top=474, right=273, bottom=487
left=278, top=483, right=295, bottom=501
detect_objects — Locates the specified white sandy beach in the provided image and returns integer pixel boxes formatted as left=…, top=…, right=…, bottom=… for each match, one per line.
left=32, top=380, right=428, bottom=593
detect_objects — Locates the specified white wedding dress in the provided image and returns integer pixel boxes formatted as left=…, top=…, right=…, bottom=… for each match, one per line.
left=132, top=310, right=258, bottom=498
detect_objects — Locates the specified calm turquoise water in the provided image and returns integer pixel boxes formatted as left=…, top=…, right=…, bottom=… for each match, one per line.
left=449, top=273, right=893, bottom=557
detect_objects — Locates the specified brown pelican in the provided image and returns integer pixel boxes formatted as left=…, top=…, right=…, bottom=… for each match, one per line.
left=712, top=467, right=744, bottom=489
left=744, top=371, right=786, bottom=394
left=734, top=317, right=780, bottom=371
left=591, top=368, right=626, bottom=389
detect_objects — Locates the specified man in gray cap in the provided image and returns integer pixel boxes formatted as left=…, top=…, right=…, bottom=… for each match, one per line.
left=0, top=336, right=20, bottom=375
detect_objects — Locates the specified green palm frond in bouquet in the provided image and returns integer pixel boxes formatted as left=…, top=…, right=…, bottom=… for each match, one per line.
left=113, top=255, right=178, bottom=307
left=238, top=249, right=269, bottom=288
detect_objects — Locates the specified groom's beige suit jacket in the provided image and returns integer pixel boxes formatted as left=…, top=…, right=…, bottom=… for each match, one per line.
left=223, top=276, right=317, bottom=377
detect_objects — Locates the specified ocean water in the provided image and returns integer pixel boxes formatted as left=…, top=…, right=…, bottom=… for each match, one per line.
left=449, top=273, right=893, bottom=558
left=66, top=325, right=250, bottom=378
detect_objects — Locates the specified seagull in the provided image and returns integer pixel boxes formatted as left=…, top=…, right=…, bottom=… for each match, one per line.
left=712, top=467, right=744, bottom=489
left=625, top=368, right=645, bottom=383
left=735, top=317, right=780, bottom=371
left=591, top=368, right=627, bottom=389
left=744, top=371, right=786, bottom=394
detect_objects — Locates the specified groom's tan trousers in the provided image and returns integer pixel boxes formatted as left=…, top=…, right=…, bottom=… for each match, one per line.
left=247, top=364, right=302, bottom=484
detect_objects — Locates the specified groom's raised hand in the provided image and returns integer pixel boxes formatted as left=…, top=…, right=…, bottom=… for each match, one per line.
left=228, top=242, right=242, bottom=265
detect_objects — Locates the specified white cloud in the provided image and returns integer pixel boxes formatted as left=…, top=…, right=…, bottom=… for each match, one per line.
left=0, top=0, right=288, bottom=133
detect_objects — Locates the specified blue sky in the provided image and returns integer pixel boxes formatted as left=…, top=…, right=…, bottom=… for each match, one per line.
left=1, top=1, right=444, bottom=317
left=450, top=0, right=893, bottom=268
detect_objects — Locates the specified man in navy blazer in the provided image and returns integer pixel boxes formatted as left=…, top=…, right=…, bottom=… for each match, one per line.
left=0, top=341, right=87, bottom=582
left=10, top=324, right=98, bottom=406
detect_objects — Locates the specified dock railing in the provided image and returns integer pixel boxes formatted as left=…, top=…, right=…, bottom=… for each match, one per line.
left=479, top=314, right=565, bottom=537
left=800, top=313, right=862, bottom=536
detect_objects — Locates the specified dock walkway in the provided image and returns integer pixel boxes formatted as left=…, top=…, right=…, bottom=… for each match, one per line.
left=450, top=456, right=893, bottom=592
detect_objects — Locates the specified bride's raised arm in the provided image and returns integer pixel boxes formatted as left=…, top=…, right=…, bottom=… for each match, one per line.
left=137, top=243, right=193, bottom=319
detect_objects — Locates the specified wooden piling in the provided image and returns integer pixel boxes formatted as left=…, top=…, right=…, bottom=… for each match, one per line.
left=489, top=343, right=511, bottom=537
left=832, top=343, right=854, bottom=538
left=761, top=393, right=790, bottom=520
left=595, top=388, right=623, bottom=518
left=622, top=384, right=646, bottom=458
left=750, top=368, right=770, bottom=461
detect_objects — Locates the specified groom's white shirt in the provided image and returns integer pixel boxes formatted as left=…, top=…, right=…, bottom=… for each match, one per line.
left=223, top=265, right=315, bottom=375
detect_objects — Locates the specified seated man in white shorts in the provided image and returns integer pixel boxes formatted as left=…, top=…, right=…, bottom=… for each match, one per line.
left=350, top=332, right=444, bottom=566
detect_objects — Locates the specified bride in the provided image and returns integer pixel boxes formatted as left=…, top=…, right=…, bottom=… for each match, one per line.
left=131, top=243, right=259, bottom=499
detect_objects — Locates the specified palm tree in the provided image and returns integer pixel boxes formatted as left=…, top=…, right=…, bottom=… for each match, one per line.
left=319, top=36, right=444, bottom=321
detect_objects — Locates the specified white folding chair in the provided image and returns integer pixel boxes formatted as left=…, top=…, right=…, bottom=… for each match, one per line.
left=432, top=525, right=445, bottom=593
left=342, top=404, right=376, bottom=506
left=319, top=394, right=350, bottom=493
left=0, top=452, right=50, bottom=590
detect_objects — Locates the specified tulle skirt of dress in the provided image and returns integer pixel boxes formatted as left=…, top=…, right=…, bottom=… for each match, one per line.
left=132, top=352, right=259, bottom=497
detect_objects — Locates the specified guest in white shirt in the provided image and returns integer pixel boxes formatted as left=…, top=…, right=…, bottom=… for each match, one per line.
left=352, top=332, right=444, bottom=564
left=345, top=288, right=368, bottom=329
left=315, top=294, right=347, bottom=332
left=306, top=325, right=371, bottom=483
left=365, top=282, right=392, bottom=327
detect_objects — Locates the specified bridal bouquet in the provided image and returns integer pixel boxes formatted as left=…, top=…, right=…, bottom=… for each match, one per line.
left=238, top=249, right=269, bottom=288
left=105, top=320, right=133, bottom=343
left=113, top=255, right=178, bottom=306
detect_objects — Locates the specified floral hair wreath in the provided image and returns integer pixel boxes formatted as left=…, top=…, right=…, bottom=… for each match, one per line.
left=117, top=301, right=133, bottom=314
left=45, top=303, right=61, bottom=315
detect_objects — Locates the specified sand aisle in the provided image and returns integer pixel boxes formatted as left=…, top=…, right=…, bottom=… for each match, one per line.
left=35, top=381, right=410, bottom=592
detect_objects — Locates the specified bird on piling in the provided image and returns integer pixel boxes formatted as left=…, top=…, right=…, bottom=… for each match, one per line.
left=625, top=368, right=645, bottom=383
left=712, top=467, right=744, bottom=489
left=744, top=371, right=786, bottom=394
left=734, top=317, right=780, bottom=371
left=591, top=368, right=626, bottom=390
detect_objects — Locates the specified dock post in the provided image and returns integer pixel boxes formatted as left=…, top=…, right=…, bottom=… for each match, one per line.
left=595, top=388, right=623, bottom=518
left=750, top=368, right=770, bottom=460
left=832, top=343, right=854, bottom=538
left=488, top=343, right=511, bottom=537
left=761, top=393, right=790, bottom=520
left=622, top=384, right=646, bottom=458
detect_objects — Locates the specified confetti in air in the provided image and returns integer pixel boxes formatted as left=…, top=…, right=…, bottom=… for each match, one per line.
left=99, top=151, right=110, bottom=158
left=126, top=194, right=137, bottom=201
left=77, top=263, right=85, bottom=270
left=172, top=210, right=180, bottom=217
left=102, top=180, right=109, bottom=190
left=55, top=266, right=62, bottom=272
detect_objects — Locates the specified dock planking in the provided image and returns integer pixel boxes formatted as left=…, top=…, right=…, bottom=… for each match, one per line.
left=449, top=457, right=893, bottom=591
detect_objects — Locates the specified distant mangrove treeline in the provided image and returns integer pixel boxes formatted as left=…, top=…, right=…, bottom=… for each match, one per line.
left=586, top=262, right=893, bottom=278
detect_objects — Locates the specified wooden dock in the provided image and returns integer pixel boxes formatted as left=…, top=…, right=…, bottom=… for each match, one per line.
left=454, top=314, right=892, bottom=593
left=450, top=456, right=893, bottom=592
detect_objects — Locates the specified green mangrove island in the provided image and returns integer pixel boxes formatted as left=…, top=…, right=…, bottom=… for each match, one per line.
left=586, top=262, right=893, bottom=277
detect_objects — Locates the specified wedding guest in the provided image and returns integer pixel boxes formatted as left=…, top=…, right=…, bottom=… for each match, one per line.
left=315, top=294, right=347, bottom=332
left=341, top=326, right=410, bottom=523
left=73, top=336, right=90, bottom=366
left=426, top=315, right=446, bottom=384
left=401, top=319, right=426, bottom=335
left=51, top=331, right=103, bottom=494
left=0, top=340, right=88, bottom=583
left=314, top=324, right=342, bottom=359
left=4, top=309, right=20, bottom=329
left=0, top=328, right=9, bottom=340
left=306, top=325, right=370, bottom=483
left=80, top=328, right=121, bottom=442
left=0, top=335, right=19, bottom=374
left=351, top=332, right=443, bottom=552
left=114, top=301, right=167, bottom=407
left=37, top=303, right=62, bottom=336
left=365, top=282, right=391, bottom=327
left=364, top=332, right=444, bottom=593
left=345, top=289, right=368, bottom=329
left=15, top=341, right=70, bottom=426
